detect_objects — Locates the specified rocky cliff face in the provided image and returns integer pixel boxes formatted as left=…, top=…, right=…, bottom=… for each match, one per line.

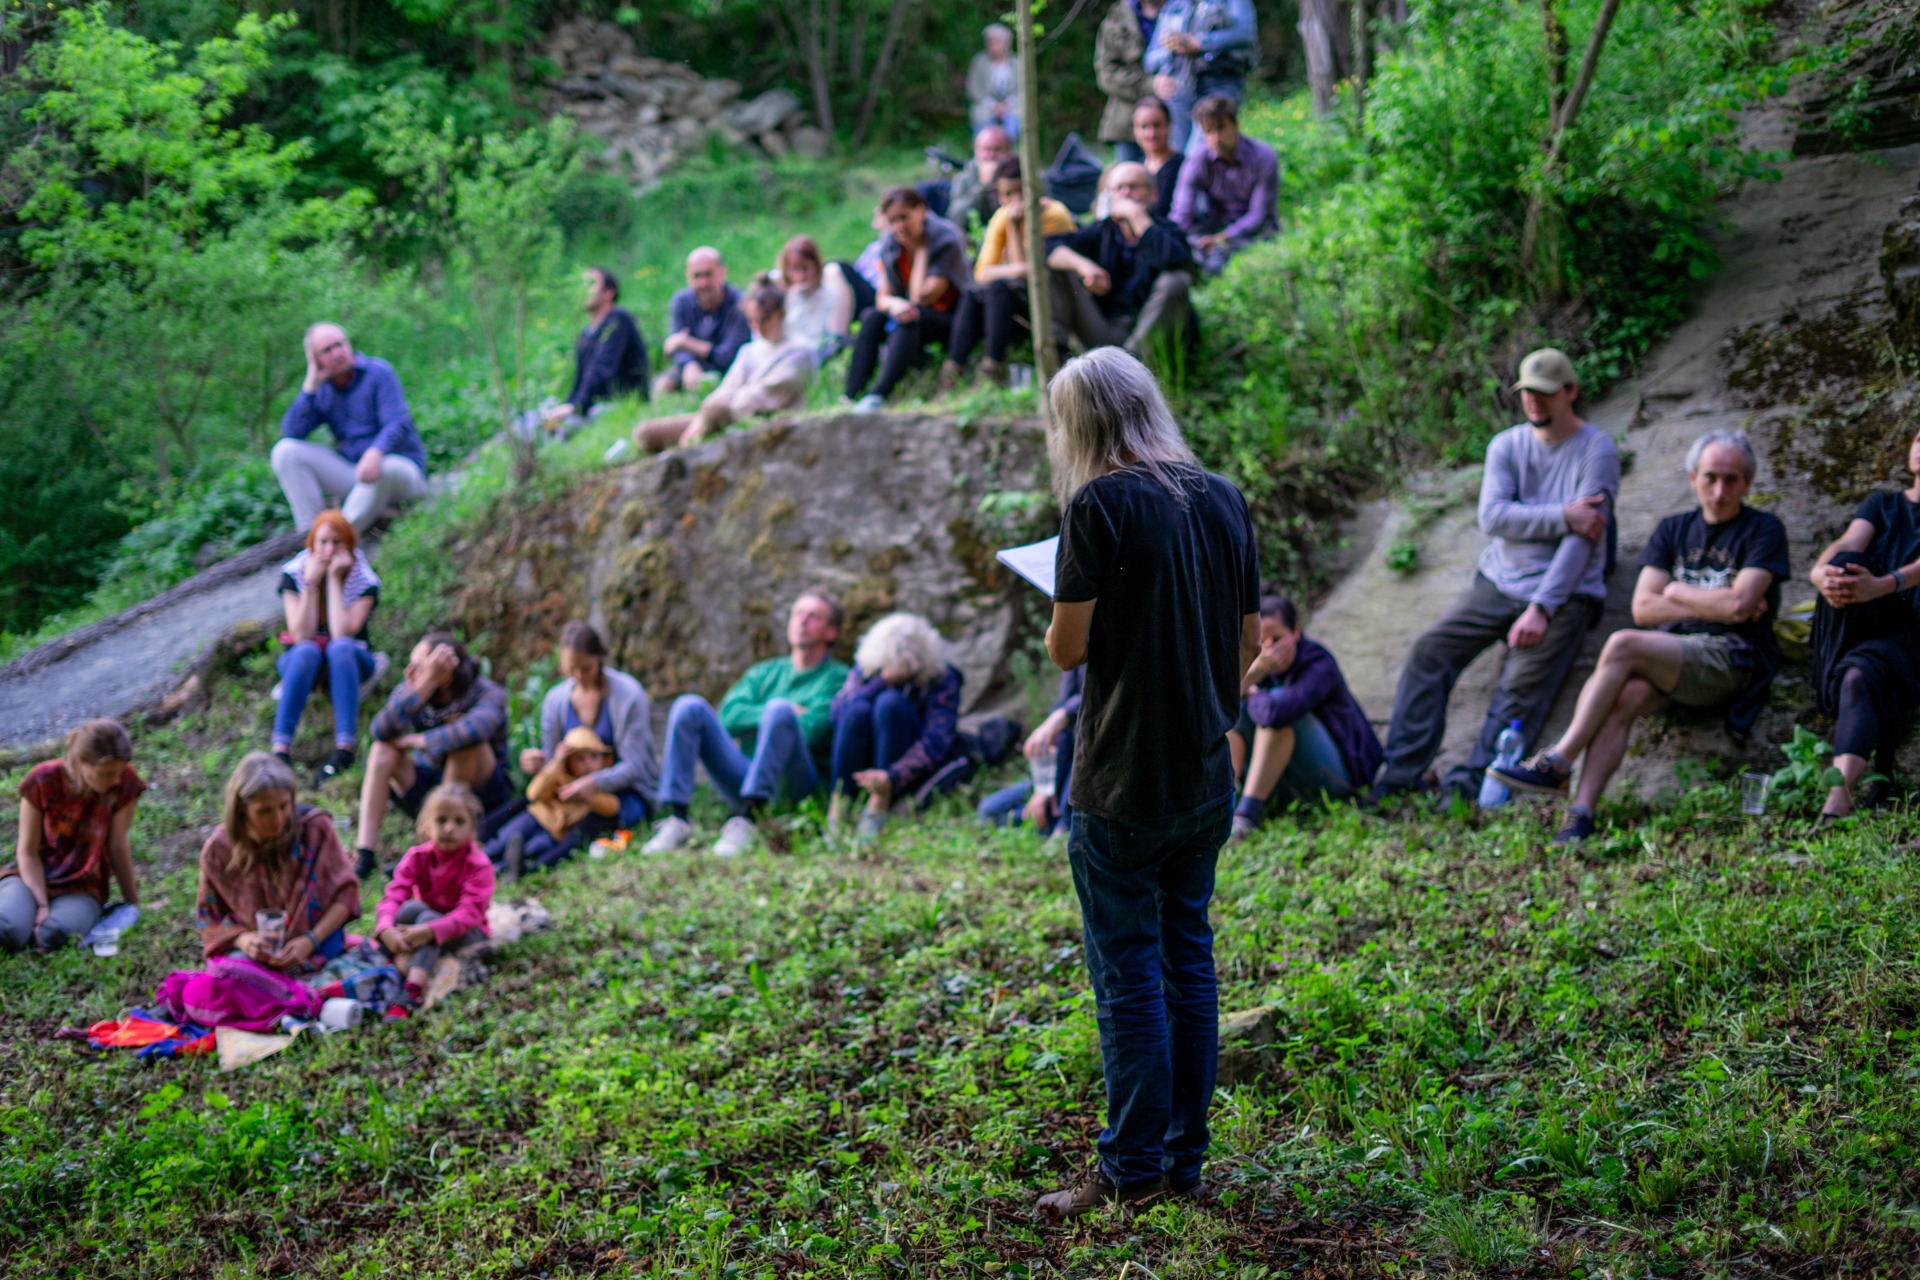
left=452, top=413, right=1053, bottom=715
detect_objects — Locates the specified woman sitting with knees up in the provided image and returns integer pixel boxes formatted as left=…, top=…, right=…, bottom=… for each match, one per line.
left=514, top=621, right=655, bottom=838
left=1227, top=593, right=1383, bottom=841
left=773, top=235, right=866, bottom=366
left=196, top=752, right=359, bottom=972
left=828, top=612, right=965, bottom=846
left=2, top=719, right=143, bottom=954
left=634, top=274, right=816, bottom=453
left=273, top=509, right=383, bottom=788
left=376, top=783, right=494, bottom=1008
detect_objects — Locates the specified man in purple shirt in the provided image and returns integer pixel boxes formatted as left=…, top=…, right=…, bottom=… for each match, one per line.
left=273, top=323, right=430, bottom=532
left=1169, top=95, right=1278, bottom=276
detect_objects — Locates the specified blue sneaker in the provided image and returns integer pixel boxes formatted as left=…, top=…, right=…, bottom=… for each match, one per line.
left=1489, top=752, right=1572, bottom=797
left=1553, top=809, right=1597, bottom=844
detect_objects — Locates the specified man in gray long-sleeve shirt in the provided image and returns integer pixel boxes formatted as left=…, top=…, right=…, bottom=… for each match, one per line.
left=1374, top=349, right=1621, bottom=799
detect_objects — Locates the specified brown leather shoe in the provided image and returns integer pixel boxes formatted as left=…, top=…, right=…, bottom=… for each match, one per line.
left=934, top=360, right=962, bottom=398
left=979, top=357, right=1009, bottom=388
left=1035, top=1165, right=1166, bottom=1223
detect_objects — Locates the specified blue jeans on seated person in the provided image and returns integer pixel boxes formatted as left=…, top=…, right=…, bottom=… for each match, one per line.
left=978, top=725, right=1075, bottom=835
left=1068, top=794, right=1232, bottom=1191
left=829, top=690, right=922, bottom=797
left=485, top=789, right=645, bottom=872
left=274, top=639, right=375, bottom=749
left=1265, top=712, right=1355, bottom=805
left=656, top=696, right=823, bottom=812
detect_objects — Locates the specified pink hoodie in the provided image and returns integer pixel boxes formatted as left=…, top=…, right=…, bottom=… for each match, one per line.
left=375, top=840, right=495, bottom=943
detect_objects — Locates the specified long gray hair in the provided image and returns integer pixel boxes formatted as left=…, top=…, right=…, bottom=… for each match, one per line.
left=221, top=752, right=299, bottom=877
left=1047, top=347, right=1198, bottom=505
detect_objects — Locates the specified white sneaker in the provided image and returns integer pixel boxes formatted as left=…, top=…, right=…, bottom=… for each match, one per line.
left=711, top=816, right=759, bottom=858
left=851, top=393, right=885, bottom=415
left=641, top=815, right=693, bottom=855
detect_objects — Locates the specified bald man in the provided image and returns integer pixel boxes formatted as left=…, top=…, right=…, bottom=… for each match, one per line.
left=655, top=247, right=752, bottom=396
left=273, top=323, right=430, bottom=532
left=1045, top=163, right=1195, bottom=358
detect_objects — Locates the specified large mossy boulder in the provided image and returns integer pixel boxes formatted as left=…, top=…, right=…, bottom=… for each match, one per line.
left=453, top=413, right=1052, bottom=715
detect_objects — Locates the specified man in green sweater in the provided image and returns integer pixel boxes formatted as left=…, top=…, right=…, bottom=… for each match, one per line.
left=644, top=590, right=851, bottom=857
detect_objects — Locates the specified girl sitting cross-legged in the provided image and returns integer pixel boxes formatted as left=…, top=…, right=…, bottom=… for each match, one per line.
left=375, top=782, right=495, bottom=1006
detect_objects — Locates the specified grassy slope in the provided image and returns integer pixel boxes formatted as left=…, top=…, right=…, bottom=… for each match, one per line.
left=2, top=648, right=1918, bottom=1276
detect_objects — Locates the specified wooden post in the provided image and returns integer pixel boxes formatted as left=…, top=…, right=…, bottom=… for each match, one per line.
left=1015, top=0, right=1056, bottom=421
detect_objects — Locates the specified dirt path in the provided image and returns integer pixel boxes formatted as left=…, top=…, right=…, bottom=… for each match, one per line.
left=0, top=533, right=304, bottom=754
left=1313, top=120, right=1919, bottom=793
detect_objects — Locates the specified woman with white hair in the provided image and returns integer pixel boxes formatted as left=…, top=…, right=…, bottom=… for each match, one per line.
left=827, top=612, right=965, bottom=844
left=1035, top=347, right=1260, bottom=1223
left=967, top=23, right=1020, bottom=137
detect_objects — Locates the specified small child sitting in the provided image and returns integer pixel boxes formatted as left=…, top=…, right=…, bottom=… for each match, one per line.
left=374, top=783, right=495, bottom=1005
left=485, top=726, right=623, bottom=874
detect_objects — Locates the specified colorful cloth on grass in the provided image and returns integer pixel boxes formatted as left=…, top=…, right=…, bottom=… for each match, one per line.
left=85, top=1009, right=215, bottom=1059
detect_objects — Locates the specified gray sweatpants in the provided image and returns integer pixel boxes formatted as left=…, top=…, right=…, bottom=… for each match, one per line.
left=0, top=877, right=102, bottom=952
left=1378, top=573, right=1596, bottom=793
left=394, top=899, right=485, bottom=976
left=270, top=438, right=429, bottom=533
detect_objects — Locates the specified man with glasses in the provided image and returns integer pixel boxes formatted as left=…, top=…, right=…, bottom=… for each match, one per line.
left=1045, top=161, right=1196, bottom=358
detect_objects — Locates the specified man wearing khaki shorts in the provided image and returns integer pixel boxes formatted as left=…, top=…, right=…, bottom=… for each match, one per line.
left=1489, top=429, right=1791, bottom=842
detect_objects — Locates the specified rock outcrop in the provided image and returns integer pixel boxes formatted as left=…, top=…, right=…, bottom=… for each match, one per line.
left=451, top=413, right=1053, bottom=717
left=544, top=18, right=828, bottom=193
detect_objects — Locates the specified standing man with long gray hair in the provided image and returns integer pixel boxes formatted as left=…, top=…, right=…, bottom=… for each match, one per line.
left=1037, top=347, right=1260, bottom=1221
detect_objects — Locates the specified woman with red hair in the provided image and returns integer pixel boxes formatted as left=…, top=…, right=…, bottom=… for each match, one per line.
left=272, top=510, right=383, bottom=787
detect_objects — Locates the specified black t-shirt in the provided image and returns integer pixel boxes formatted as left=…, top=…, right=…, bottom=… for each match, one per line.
left=1638, top=505, right=1791, bottom=663
left=1056, top=465, right=1260, bottom=824
left=1856, top=489, right=1920, bottom=616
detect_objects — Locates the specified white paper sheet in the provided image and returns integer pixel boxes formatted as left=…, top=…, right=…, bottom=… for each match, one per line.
left=995, top=536, right=1059, bottom=598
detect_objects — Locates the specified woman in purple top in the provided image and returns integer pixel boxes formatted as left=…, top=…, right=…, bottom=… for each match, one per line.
left=1229, top=593, right=1383, bottom=839
left=827, top=612, right=964, bottom=846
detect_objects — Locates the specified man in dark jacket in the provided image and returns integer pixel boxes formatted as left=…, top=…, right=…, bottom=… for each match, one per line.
left=1229, top=593, right=1382, bottom=839
left=1046, top=162, right=1195, bottom=358
left=522, top=268, right=649, bottom=441
left=654, top=247, right=752, bottom=396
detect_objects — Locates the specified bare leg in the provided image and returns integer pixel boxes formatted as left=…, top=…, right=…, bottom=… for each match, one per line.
left=1824, top=753, right=1870, bottom=818
left=1571, top=677, right=1667, bottom=811
left=679, top=361, right=707, bottom=393
left=1242, top=725, right=1298, bottom=802
left=1550, top=630, right=1688, bottom=762
left=1228, top=730, right=1248, bottom=783
left=825, top=263, right=857, bottom=336
left=635, top=414, right=697, bottom=452
left=440, top=742, right=497, bottom=788
left=357, top=740, right=416, bottom=851
left=680, top=398, right=736, bottom=447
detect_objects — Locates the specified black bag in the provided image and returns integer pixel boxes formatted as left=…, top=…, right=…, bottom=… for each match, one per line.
left=1044, top=133, right=1105, bottom=216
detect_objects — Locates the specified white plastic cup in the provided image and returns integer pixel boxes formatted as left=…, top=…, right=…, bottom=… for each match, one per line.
left=1031, top=753, right=1058, bottom=799
left=1740, top=771, right=1770, bottom=816
left=320, top=998, right=364, bottom=1031
left=254, top=909, right=287, bottom=956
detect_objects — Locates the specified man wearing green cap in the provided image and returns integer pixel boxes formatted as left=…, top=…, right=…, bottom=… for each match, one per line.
left=1371, top=348, right=1622, bottom=801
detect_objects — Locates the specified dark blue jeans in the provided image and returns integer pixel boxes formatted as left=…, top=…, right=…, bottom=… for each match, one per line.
left=977, top=724, right=1075, bottom=836
left=657, top=696, right=823, bottom=811
left=274, top=639, right=375, bottom=749
left=1067, top=794, right=1232, bottom=1189
left=829, top=691, right=922, bottom=797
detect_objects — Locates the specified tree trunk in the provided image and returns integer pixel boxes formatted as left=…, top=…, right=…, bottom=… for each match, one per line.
left=852, top=0, right=916, bottom=147
left=1351, top=0, right=1370, bottom=125
left=1298, top=0, right=1351, bottom=117
left=1014, top=0, right=1055, bottom=418
left=779, top=0, right=836, bottom=135
left=1541, top=0, right=1569, bottom=125
left=1522, top=0, right=1625, bottom=277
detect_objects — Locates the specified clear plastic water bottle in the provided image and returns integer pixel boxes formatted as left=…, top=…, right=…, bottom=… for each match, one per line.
left=1477, top=719, right=1526, bottom=808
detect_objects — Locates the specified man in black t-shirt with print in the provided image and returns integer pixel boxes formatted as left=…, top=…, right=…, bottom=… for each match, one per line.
left=1803, top=425, right=1920, bottom=819
left=1491, top=429, right=1791, bottom=843
left=1035, top=348, right=1260, bottom=1223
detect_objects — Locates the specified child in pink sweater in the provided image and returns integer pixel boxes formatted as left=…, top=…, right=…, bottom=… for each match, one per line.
left=375, top=783, right=495, bottom=1003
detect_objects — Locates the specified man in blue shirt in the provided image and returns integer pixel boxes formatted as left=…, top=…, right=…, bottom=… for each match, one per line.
left=653, top=247, right=751, bottom=397
left=273, top=323, right=430, bottom=532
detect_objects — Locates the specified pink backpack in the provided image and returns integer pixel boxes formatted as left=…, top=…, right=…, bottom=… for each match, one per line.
left=154, top=955, right=322, bottom=1033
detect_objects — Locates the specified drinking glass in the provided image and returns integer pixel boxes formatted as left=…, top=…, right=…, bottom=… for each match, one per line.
left=255, top=909, right=288, bottom=956
left=1739, top=771, right=1770, bottom=816
left=1031, top=752, right=1058, bottom=799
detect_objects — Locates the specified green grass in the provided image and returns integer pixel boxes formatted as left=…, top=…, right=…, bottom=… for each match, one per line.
left=4, top=649, right=1919, bottom=1276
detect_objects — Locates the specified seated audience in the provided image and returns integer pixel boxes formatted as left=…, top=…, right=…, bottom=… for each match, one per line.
left=635, top=275, right=815, bottom=452
left=355, top=634, right=511, bottom=879
left=948, top=126, right=1012, bottom=231
left=518, top=621, right=656, bottom=834
left=1047, top=161, right=1196, bottom=358
left=1145, top=0, right=1256, bottom=147
left=1169, top=95, right=1278, bottom=276
left=1132, top=96, right=1185, bottom=219
left=828, top=612, right=965, bottom=845
left=939, top=157, right=1077, bottom=392
left=978, top=666, right=1082, bottom=838
left=486, top=727, right=623, bottom=874
left=2, top=720, right=142, bottom=954
left=1491, top=430, right=1791, bottom=842
left=646, top=590, right=852, bottom=858
left=969, top=24, right=1020, bottom=137
left=272, top=511, right=382, bottom=788
left=845, top=187, right=973, bottom=413
left=774, top=236, right=865, bottom=365
left=520, top=267, right=650, bottom=441
left=1095, top=0, right=1160, bottom=163
left=1228, top=594, right=1382, bottom=839
left=654, top=247, right=752, bottom=397
left=375, top=782, right=494, bottom=1006
left=1803, top=426, right=1920, bottom=819
left=273, top=323, right=429, bottom=532
left=1374, top=349, right=1619, bottom=801
left=196, top=753, right=358, bottom=970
